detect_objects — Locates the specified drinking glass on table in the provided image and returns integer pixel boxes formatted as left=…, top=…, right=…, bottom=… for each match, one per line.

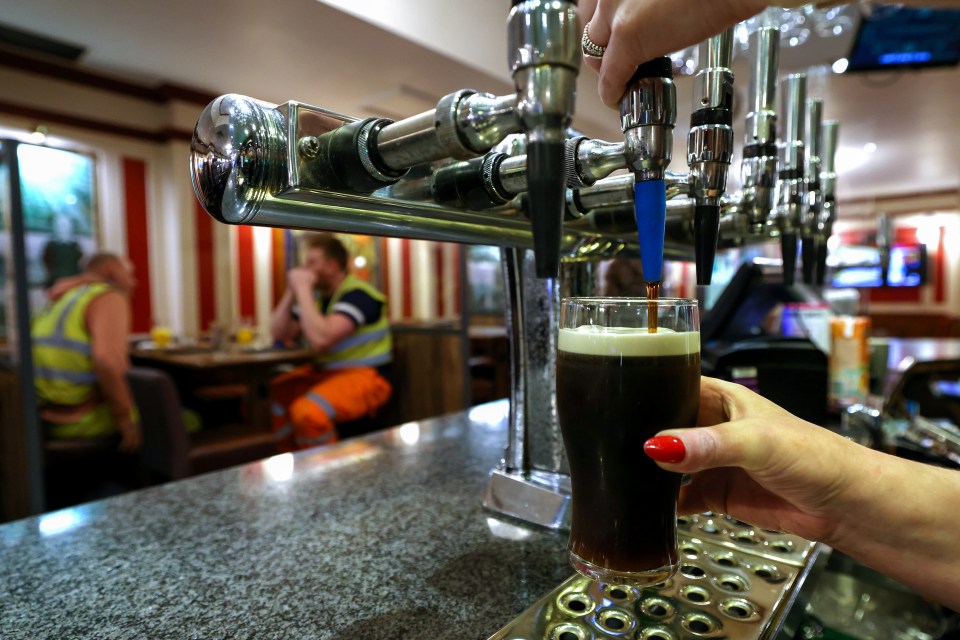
left=150, top=323, right=173, bottom=349
left=556, top=297, right=700, bottom=585
left=236, top=318, right=256, bottom=347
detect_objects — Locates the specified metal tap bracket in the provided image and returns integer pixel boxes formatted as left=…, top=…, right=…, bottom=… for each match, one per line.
left=487, top=514, right=823, bottom=640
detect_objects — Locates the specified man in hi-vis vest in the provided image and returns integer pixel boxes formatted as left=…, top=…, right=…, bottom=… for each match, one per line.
left=32, top=253, right=141, bottom=452
left=269, top=234, right=392, bottom=451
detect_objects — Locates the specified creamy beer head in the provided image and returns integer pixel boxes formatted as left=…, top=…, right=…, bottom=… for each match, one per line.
left=558, top=325, right=701, bottom=357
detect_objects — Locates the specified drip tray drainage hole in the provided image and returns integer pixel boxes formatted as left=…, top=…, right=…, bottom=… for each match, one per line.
left=681, top=613, right=721, bottom=636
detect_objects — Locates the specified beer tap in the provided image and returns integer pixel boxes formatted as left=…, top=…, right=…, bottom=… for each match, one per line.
left=776, top=73, right=807, bottom=286
left=688, top=28, right=735, bottom=285
left=815, top=120, right=840, bottom=285
left=296, top=89, right=524, bottom=195
left=801, top=97, right=823, bottom=285
left=876, top=212, right=893, bottom=285
left=621, top=57, right=677, bottom=286
left=740, top=26, right=780, bottom=235
left=508, top=0, right=581, bottom=278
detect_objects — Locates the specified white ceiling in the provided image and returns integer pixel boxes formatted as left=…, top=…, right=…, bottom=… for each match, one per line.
left=2, top=0, right=958, bottom=204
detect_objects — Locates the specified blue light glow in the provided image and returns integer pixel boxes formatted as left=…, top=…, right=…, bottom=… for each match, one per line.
left=879, top=51, right=933, bottom=64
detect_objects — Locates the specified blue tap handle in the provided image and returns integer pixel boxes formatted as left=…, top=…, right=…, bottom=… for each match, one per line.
left=634, top=179, right=666, bottom=283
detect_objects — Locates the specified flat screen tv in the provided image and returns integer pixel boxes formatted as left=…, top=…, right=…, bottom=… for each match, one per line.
left=846, top=7, right=960, bottom=72
left=829, top=244, right=928, bottom=289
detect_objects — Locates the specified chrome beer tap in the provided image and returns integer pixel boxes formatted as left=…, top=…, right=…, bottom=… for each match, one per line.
left=295, top=90, right=523, bottom=195
left=508, top=0, right=581, bottom=278
left=801, top=97, right=824, bottom=285
left=815, top=119, right=840, bottom=285
left=776, top=73, right=807, bottom=286
left=688, top=28, right=736, bottom=285
left=621, top=57, right=677, bottom=286
left=740, top=26, right=780, bottom=235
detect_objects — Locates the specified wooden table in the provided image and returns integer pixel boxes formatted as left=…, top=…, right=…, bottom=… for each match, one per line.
left=130, top=346, right=314, bottom=430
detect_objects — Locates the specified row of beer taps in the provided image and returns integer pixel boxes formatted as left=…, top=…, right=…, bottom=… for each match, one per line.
left=191, top=0, right=840, bottom=288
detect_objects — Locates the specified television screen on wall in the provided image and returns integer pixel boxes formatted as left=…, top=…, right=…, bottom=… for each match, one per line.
left=847, top=7, right=960, bottom=72
left=829, top=244, right=928, bottom=288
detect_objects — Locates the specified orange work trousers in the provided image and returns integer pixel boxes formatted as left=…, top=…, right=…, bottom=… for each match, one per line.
left=270, top=364, right=392, bottom=452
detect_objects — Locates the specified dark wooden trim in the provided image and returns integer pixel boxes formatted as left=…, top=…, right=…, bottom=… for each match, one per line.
left=159, top=127, right=196, bottom=143
left=157, top=82, right=216, bottom=106
left=840, top=188, right=959, bottom=207
left=0, top=46, right=215, bottom=106
left=0, top=99, right=194, bottom=143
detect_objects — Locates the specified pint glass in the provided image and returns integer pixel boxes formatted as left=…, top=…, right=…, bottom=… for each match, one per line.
left=556, top=297, right=700, bottom=585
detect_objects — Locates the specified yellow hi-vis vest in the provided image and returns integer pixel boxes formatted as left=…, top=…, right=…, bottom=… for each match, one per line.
left=315, top=274, right=392, bottom=370
left=32, top=283, right=114, bottom=406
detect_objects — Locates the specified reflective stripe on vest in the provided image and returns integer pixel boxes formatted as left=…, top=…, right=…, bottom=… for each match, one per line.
left=32, top=283, right=114, bottom=406
left=315, top=274, right=392, bottom=370
left=305, top=392, right=336, bottom=420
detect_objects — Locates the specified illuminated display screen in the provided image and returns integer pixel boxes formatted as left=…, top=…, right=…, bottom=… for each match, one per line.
left=847, top=8, right=960, bottom=71
left=829, top=244, right=928, bottom=289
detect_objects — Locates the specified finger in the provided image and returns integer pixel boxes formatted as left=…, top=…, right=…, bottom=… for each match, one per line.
left=586, top=0, right=612, bottom=45
left=579, top=0, right=600, bottom=29
left=699, top=376, right=787, bottom=424
left=645, top=421, right=771, bottom=475
left=696, top=376, right=731, bottom=426
left=596, top=3, right=655, bottom=107
left=580, top=2, right=606, bottom=74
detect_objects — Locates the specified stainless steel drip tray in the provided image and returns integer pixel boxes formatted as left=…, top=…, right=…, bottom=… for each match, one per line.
left=488, top=514, right=822, bottom=640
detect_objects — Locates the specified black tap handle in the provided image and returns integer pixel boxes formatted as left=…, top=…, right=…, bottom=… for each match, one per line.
left=694, top=204, right=720, bottom=285
left=527, top=140, right=566, bottom=278
left=628, top=57, right=674, bottom=82
left=781, top=231, right=798, bottom=286
left=801, top=236, right=818, bottom=285
left=815, top=239, right=829, bottom=286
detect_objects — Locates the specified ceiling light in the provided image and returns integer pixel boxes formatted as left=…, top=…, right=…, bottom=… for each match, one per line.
left=835, top=146, right=871, bottom=173
left=28, top=124, right=48, bottom=144
left=832, top=57, right=849, bottom=74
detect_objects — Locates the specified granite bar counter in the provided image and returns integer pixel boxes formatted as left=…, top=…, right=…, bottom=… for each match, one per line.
left=0, top=401, right=574, bottom=639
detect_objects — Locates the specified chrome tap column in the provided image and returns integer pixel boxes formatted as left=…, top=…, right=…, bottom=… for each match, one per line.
left=508, top=0, right=581, bottom=278
left=801, top=97, right=823, bottom=284
left=776, top=73, right=807, bottom=286
left=688, top=28, right=735, bottom=284
left=815, top=120, right=840, bottom=285
left=740, top=26, right=780, bottom=235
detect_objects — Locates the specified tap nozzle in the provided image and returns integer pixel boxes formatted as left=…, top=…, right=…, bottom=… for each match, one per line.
left=776, top=73, right=807, bottom=286
left=816, top=119, right=840, bottom=285
left=688, top=28, right=735, bottom=285
left=740, top=25, right=780, bottom=233
left=508, top=0, right=581, bottom=278
left=801, top=97, right=824, bottom=285
left=620, top=56, right=676, bottom=284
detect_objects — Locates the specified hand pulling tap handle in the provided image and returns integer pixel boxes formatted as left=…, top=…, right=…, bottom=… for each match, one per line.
left=816, top=120, right=840, bottom=285
left=508, top=0, right=581, bottom=278
left=741, top=26, right=780, bottom=232
left=801, top=97, right=823, bottom=285
left=777, top=73, right=807, bottom=286
left=687, top=28, right=735, bottom=285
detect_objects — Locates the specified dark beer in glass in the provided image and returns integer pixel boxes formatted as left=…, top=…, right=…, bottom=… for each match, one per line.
left=557, top=297, right=700, bottom=585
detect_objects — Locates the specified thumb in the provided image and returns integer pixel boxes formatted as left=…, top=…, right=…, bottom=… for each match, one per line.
left=644, top=422, right=770, bottom=475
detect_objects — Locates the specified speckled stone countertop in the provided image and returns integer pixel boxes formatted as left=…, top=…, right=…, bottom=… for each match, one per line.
left=0, top=401, right=574, bottom=639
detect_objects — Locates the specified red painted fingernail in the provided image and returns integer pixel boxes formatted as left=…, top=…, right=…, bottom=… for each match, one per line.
left=644, top=435, right=686, bottom=463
